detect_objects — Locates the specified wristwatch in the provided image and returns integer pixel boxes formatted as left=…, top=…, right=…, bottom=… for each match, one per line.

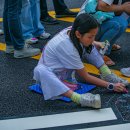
left=107, top=83, right=114, bottom=91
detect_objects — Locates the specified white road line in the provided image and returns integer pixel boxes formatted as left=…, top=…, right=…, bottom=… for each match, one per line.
left=77, top=123, right=130, bottom=130
left=0, top=108, right=116, bottom=130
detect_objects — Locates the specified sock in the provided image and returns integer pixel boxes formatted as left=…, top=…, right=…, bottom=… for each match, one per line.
left=99, top=64, right=111, bottom=78
left=71, top=92, right=81, bottom=104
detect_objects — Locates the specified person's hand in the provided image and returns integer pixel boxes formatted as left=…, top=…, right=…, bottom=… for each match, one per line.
left=113, top=83, right=126, bottom=92
left=121, top=2, right=130, bottom=14
left=93, top=41, right=104, bottom=50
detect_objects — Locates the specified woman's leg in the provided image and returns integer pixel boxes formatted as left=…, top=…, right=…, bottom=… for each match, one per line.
left=20, top=0, right=34, bottom=40
left=3, top=0, right=25, bottom=49
left=3, top=0, right=12, bottom=46
left=29, top=0, right=45, bottom=37
left=96, top=15, right=128, bottom=55
left=33, top=65, right=70, bottom=100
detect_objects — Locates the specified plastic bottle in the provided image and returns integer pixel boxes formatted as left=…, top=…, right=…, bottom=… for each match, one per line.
left=99, top=40, right=110, bottom=55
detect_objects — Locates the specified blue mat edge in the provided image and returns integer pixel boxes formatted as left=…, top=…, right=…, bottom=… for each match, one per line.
left=29, top=83, right=96, bottom=102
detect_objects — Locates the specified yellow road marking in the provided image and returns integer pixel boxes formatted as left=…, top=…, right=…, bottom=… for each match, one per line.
left=0, top=43, right=130, bottom=82
left=0, top=8, right=129, bottom=31
left=49, top=8, right=79, bottom=23
left=0, top=43, right=6, bottom=50
left=32, top=54, right=41, bottom=60
left=0, top=18, right=3, bottom=22
left=126, top=28, right=130, bottom=32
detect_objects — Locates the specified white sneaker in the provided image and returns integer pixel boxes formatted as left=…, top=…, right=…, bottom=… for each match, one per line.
left=0, top=29, right=4, bottom=35
left=14, top=44, right=40, bottom=58
left=6, top=45, right=14, bottom=54
left=25, top=37, right=38, bottom=44
left=80, top=93, right=101, bottom=108
left=39, top=32, right=51, bottom=39
left=101, top=73, right=129, bottom=86
left=120, top=68, right=130, bottom=77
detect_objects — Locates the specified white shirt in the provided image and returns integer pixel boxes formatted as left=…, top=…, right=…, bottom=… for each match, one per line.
left=38, top=27, right=84, bottom=79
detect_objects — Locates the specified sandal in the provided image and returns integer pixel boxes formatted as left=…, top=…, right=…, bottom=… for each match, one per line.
left=112, top=44, right=121, bottom=51
left=103, top=55, right=115, bottom=66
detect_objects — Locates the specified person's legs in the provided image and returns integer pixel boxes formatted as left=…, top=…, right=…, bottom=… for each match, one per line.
left=29, top=0, right=50, bottom=39
left=20, top=0, right=34, bottom=40
left=53, top=0, right=78, bottom=18
left=96, top=15, right=128, bottom=55
left=29, top=0, right=44, bottom=37
left=20, top=0, right=39, bottom=44
left=40, top=0, right=59, bottom=25
left=3, top=0, right=40, bottom=58
left=53, top=0, right=67, bottom=13
left=3, top=0, right=24, bottom=49
left=40, top=0, right=49, bottom=18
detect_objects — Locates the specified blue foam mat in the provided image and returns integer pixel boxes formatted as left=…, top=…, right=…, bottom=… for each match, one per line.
left=29, top=83, right=96, bottom=102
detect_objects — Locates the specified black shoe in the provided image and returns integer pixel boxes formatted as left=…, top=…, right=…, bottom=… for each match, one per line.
left=56, top=9, right=78, bottom=18
left=40, top=15, right=59, bottom=25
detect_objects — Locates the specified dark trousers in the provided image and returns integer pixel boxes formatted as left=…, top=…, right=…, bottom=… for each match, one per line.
left=40, top=0, right=67, bottom=18
left=3, top=0, right=24, bottom=49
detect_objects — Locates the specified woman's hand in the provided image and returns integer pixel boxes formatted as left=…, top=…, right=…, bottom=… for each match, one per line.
left=113, top=83, right=127, bottom=92
left=121, top=2, right=130, bottom=15
left=93, top=41, right=104, bottom=50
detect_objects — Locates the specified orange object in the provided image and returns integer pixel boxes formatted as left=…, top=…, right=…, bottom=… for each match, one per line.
left=103, top=55, right=115, bottom=66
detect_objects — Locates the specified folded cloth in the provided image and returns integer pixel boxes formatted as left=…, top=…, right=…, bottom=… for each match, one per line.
left=29, top=82, right=96, bottom=102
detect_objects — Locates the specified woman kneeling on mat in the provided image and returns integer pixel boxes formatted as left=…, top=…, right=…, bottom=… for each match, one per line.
left=33, top=13, right=129, bottom=109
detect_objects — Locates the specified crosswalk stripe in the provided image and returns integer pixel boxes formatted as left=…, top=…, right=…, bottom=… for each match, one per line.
left=0, top=43, right=130, bottom=82
left=76, top=123, right=130, bottom=130
left=0, top=108, right=117, bottom=130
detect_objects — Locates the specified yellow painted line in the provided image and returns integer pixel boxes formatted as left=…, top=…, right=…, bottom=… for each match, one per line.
left=126, top=28, right=130, bottom=32
left=0, top=8, right=129, bottom=31
left=49, top=8, right=130, bottom=32
left=84, top=63, right=100, bottom=75
left=32, top=54, right=41, bottom=60
left=49, top=8, right=79, bottom=23
left=84, top=63, right=130, bottom=82
left=0, top=18, right=3, bottom=22
left=0, top=43, right=6, bottom=50
left=0, top=43, right=130, bottom=82
left=0, top=43, right=42, bottom=60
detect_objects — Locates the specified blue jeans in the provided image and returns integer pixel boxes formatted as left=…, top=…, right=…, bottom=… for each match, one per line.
left=21, top=0, right=45, bottom=40
left=3, top=0, right=24, bottom=50
left=96, top=14, right=130, bottom=55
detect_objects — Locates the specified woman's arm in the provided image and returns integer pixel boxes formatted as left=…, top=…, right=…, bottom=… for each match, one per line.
left=76, top=67, right=109, bottom=87
left=76, top=67, right=126, bottom=92
left=97, top=0, right=130, bottom=14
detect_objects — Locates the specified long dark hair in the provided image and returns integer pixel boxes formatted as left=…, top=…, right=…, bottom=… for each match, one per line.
left=70, top=13, right=99, bottom=58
